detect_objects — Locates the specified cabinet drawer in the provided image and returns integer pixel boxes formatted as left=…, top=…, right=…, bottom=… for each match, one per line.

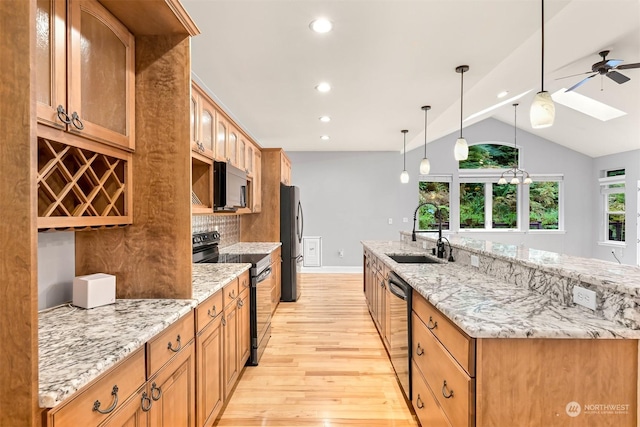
left=238, top=270, right=250, bottom=292
left=147, top=311, right=195, bottom=378
left=49, top=347, right=145, bottom=427
left=195, top=290, right=223, bottom=333
left=413, top=292, right=475, bottom=376
left=223, top=278, right=239, bottom=309
left=413, top=312, right=474, bottom=427
left=412, top=361, right=452, bottom=427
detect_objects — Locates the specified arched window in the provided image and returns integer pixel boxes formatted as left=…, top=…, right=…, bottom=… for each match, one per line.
left=459, top=143, right=518, bottom=170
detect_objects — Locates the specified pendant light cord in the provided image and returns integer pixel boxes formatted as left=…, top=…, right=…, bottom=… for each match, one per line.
left=403, top=131, right=407, bottom=170
left=513, top=103, right=518, bottom=167
left=541, top=0, right=545, bottom=91
left=424, top=109, right=428, bottom=157
left=460, top=69, right=464, bottom=138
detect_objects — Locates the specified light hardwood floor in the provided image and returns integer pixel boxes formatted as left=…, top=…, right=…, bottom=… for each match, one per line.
left=215, top=273, right=418, bottom=427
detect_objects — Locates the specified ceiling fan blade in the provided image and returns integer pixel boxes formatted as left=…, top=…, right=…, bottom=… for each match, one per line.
left=607, top=70, right=630, bottom=84
left=604, top=59, right=623, bottom=68
left=555, top=70, right=593, bottom=80
left=565, top=73, right=597, bottom=92
left=617, top=62, right=640, bottom=70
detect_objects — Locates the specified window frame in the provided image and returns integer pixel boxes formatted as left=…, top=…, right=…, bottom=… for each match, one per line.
left=527, top=176, right=564, bottom=234
left=417, top=174, right=452, bottom=232
left=599, top=173, right=626, bottom=245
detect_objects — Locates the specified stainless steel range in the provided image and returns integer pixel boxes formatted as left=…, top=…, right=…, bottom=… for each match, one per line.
left=192, top=231, right=273, bottom=365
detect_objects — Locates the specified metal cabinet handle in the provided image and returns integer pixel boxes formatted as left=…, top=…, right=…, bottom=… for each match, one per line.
left=416, top=394, right=425, bottom=409
left=442, top=380, right=454, bottom=399
left=427, top=316, right=438, bottom=330
left=56, top=105, right=71, bottom=124
left=207, top=306, right=217, bottom=318
left=229, top=290, right=236, bottom=299
left=416, top=343, right=424, bottom=356
left=150, top=382, right=162, bottom=401
left=238, top=299, right=244, bottom=308
left=167, top=334, right=181, bottom=353
left=196, top=141, right=205, bottom=152
left=92, top=385, right=119, bottom=414
left=70, top=111, right=84, bottom=130
left=141, top=391, right=152, bottom=412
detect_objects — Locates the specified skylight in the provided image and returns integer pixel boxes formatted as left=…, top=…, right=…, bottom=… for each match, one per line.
left=551, top=89, right=627, bottom=121
left=464, top=90, right=531, bottom=122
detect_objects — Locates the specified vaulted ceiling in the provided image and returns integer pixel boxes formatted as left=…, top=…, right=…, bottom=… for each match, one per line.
left=182, top=0, right=640, bottom=158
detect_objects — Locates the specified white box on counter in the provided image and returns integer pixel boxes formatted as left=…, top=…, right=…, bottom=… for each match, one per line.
left=73, top=273, right=116, bottom=309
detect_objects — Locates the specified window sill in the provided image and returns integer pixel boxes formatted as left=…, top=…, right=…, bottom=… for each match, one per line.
left=527, top=229, right=566, bottom=235
left=597, top=241, right=627, bottom=248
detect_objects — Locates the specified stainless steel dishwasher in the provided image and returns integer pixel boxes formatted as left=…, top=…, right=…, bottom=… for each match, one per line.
left=388, top=271, right=412, bottom=400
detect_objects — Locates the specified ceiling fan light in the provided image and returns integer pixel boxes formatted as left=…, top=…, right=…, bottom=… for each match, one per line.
left=419, top=157, right=431, bottom=175
left=530, top=91, right=555, bottom=128
left=454, top=137, right=468, bottom=161
left=400, top=170, right=410, bottom=184
left=498, top=177, right=508, bottom=185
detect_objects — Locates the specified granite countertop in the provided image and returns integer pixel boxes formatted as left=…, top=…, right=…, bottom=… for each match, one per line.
left=220, top=242, right=282, bottom=254
left=363, top=240, right=640, bottom=340
left=400, top=231, right=640, bottom=298
left=192, top=263, right=251, bottom=303
left=38, top=298, right=196, bottom=408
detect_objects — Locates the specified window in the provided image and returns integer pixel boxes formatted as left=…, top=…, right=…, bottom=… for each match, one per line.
left=492, top=184, right=518, bottom=228
left=459, top=183, right=485, bottom=228
left=459, top=144, right=517, bottom=170
left=418, top=180, right=450, bottom=230
left=600, top=169, right=626, bottom=243
left=529, top=181, right=560, bottom=229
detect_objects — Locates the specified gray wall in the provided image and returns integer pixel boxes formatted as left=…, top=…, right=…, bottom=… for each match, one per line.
left=289, top=118, right=597, bottom=266
left=38, top=232, right=75, bottom=310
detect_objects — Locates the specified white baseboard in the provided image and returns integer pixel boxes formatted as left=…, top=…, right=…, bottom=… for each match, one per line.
left=300, top=266, right=363, bottom=274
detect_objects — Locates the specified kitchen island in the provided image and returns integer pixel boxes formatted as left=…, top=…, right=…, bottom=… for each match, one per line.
left=363, top=239, right=640, bottom=427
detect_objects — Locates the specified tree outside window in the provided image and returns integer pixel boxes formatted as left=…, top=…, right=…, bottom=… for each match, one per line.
left=492, top=184, right=517, bottom=228
left=603, top=169, right=625, bottom=242
left=418, top=181, right=450, bottom=230
left=460, top=183, right=485, bottom=228
left=529, top=182, right=559, bottom=229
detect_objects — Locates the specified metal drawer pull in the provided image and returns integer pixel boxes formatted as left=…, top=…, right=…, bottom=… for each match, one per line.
left=229, top=290, right=236, bottom=299
left=426, top=316, right=438, bottom=330
left=71, top=111, right=84, bottom=130
left=150, top=382, right=162, bottom=401
left=416, top=394, right=425, bottom=409
left=167, top=334, right=181, bottom=353
left=207, top=306, right=217, bottom=318
left=238, top=299, right=244, bottom=308
left=93, top=385, right=119, bottom=414
left=56, top=105, right=71, bottom=124
left=141, top=392, right=152, bottom=412
left=416, top=343, right=424, bottom=356
left=442, top=381, right=454, bottom=399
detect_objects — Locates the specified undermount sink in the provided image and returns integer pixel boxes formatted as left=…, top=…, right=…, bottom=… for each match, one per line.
left=386, top=254, right=441, bottom=264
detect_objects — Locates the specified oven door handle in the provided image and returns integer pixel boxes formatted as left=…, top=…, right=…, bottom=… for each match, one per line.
left=256, top=267, right=272, bottom=283
left=388, top=280, right=408, bottom=300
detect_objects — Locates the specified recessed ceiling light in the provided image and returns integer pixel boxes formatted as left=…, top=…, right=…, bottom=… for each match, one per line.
left=551, top=89, right=626, bottom=121
left=320, top=135, right=330, bottom=141
left=497, top=91, right=509, bottom=98
left=315, top=82, right=331, bottom=93
left=319, top=116, right=331, bottom=123
left=309, top=18, right=333, bottom=33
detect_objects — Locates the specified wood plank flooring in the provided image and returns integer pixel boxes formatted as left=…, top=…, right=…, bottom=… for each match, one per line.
left=215, top=273, right=418, bottom=427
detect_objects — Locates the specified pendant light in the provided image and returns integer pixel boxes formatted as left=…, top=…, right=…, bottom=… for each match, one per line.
left=530, top=0, right=555, bottom=128
left=454, top=65, right=469, bottom=161
left=498, top=103, right=533, bottom=185
left=419, top=106, right=431, bottom=174
left=400, top=130, right=409, bottom=183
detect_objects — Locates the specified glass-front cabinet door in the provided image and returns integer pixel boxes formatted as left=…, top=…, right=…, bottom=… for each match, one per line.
left=228, top=128, right=238, bottom=166
left=246, top=144, right=254, bottom=177
left=238, top=138, right=246, bottom=171
left=200, top=104, right=215, bottom=158
left=216, top=117, right=227, bottom=161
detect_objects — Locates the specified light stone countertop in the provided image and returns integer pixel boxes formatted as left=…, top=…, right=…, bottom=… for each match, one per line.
left=219, top=242, right=282, bottom=254
left=192, top=263, right=251, bottom=304
left=38, top=298, right=196, bottom=408
left=363, top=240, right=640, bottom=340
left=401, top=232, right=640, bottom=298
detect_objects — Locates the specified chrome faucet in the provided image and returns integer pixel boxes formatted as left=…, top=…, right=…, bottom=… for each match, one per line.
left=411, top=202, right=453, bottom=260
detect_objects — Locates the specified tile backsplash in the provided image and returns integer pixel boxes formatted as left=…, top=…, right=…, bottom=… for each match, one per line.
left=192, top=215, right=240, bottom=248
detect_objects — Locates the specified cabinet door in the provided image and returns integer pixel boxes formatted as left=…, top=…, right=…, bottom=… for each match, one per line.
left=246, top=144, right=254, bottom=177
left=148, top=341, right=196, bottom=427
left=238, top=138, right=246, bottom=171
left=223, top=304, right=239, bottom=399
left=68, top=0, right=135, bottom=150
left=215, top=117, right=228, bottom=161
left=190, top=93, right=199, bottom=149
left=252, top=150, right=262, bottom=212
left=228, top=128, right=238, bottom=166
left=98, top=385, right=150, bottom=427
left=36, top=0, right=67, bottom=129
left=196, top=316, right=224, bottom=427
left=199, top=101, right=215, bottom=158
left=280, top=153, right=291, bottom=185
left=237, top=288, right=251, bottom=368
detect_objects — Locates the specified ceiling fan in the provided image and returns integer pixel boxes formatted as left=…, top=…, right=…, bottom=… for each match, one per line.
left=559, top=50, right=640, bottom=92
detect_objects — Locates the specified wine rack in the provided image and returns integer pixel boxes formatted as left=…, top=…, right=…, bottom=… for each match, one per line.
left=37, top=137, right=132, bottom=230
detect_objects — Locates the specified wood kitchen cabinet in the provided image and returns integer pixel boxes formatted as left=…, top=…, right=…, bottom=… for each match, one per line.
left=237, top=286, right=251, bottom=368
left=97, top=385, right=150, bottom=427
left=251, top=149, right=262, bottom=213
left=228, top=126, right=239, bottom=167
left=270, top=248, right=282, bottom=314
left=36, top=0, right=135, bottom=151
left=238, top=137, right=247, bottom=172
left=280, top=152, right=292, bottom=185
left=191, top=84, right=216, bottom=159
left=363, top=251, right=390, bottom=352
left=215, top=115, right=229, bottom=162
left=223, top=279, right=240, bottom=398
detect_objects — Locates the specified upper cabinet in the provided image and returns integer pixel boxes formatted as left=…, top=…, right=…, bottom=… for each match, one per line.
left=36, top=0, right=135, bottom=151
left=246, top=143, right=255, bottom=177
left=191, top=86, right=215, bottom=159
left=228, top=127, right=239, bottom=167
left=280, top=152, right=292, bottom=185
left=216, top=115, right=228, bottom=162
left=238, top=137, right=247, bottom=172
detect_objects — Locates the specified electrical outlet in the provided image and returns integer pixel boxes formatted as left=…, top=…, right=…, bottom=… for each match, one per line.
left=388, top=218, right=393, bottom=225
left=338, top=249, right=344, bottom=258
left=573, top=286, right=596, bottom=310
left=470, top=255, right=479, bottom=268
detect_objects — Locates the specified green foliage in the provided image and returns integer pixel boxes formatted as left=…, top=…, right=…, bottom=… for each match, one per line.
left=418, top=182, right=449, bottom=230
left=460, top=183, right=485, bottom=228
left=459, top=144, right=517, bottom=169
left=492, top=184, right=517, bottom=227
left=529, top=181, right=559, bottom=229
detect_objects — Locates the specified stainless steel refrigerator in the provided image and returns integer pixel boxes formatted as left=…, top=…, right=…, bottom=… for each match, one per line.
left=280, top=184, right=303, bottom=301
